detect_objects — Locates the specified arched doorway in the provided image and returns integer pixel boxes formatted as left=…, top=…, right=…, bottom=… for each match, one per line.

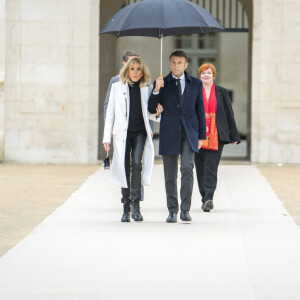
left=99, top=0, right=125, bottom=160
left=100, top=0, right=253, bottom=160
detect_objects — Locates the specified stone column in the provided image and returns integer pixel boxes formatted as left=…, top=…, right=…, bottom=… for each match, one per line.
left=0, top=0, right=5, bottom=162
left=239, top=0, right=253, bottom=159
left=251, top=0, right=300, bottom=163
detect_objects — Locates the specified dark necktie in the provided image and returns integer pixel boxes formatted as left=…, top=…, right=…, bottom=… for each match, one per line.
left=175, top=78, right=182, bottom=96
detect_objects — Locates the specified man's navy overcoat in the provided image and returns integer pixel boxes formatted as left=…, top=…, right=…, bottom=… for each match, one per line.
left=148, top=72, right=206, bottom=155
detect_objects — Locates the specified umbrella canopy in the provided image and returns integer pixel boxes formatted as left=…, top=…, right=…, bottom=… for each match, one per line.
left=100, top=0, right=224, bottom=73
left=100, top=0, right=224, bottom=38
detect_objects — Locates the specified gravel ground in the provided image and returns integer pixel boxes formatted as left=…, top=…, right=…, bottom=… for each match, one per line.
left=0, top=164, right=99, bottom=257
left=258, top=164, right=300, bottom=227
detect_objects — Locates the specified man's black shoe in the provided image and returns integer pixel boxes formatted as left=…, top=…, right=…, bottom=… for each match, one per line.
left=166, top=212, right=177, bottom=223
left=202, top=200, right=214, bottom=212
left=180, top=211, right=192, bottom=222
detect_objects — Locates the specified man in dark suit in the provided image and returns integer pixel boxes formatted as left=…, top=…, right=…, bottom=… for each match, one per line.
left=148, top=51, right=206, bottom=223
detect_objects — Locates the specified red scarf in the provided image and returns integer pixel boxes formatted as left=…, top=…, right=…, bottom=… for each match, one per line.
left=202, top=83, right=218, bottom=150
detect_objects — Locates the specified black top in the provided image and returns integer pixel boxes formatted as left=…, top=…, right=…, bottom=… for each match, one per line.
left=127, top=81, right=147, bottom=139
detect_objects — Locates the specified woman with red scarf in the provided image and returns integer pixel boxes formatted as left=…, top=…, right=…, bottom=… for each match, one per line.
left=195, top=63, right=240, bottom=212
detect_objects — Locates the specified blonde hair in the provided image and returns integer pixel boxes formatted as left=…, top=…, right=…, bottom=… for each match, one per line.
left=119, top=57, right=151, bottom=87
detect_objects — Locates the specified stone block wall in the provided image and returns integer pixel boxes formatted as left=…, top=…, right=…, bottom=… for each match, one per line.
left=3, top=0, right=100, bottom=163
left=0, top=0, right=5, bottom=161
left=251, top=0, right=300, bottom=163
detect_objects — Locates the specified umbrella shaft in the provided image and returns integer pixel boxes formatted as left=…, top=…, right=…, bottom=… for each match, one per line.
left=160, top=34, right=163, bottom=75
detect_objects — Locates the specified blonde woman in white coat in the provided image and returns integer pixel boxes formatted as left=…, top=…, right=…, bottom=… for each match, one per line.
left=103, top=57, right=162, bottom=222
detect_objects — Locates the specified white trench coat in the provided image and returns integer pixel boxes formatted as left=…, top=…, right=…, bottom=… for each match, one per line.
left=103, top=81, right=156, bottom=188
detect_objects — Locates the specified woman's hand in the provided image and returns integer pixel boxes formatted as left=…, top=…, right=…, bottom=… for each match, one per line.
left=155, top=103, right=164, bottom=117
left=198, top=140, right=204, bottom=149
left=231, top=142, right=238, bottom=145
left=103, top=143, right=110, bottom=151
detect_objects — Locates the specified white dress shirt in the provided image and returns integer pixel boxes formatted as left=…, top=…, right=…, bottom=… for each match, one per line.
left=153, top=73, right=186, bottom=95
left=172, top=73, right=185, bottom=94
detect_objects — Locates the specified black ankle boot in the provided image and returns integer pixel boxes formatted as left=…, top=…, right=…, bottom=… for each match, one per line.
left=133, top=200, right=143, bottom=221
left=121, top=202, right=131, bottom=222
left=130, top=202, right=134, bottom=219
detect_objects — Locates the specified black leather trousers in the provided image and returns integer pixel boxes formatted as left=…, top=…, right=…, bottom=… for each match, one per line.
left=121, top=134, right=146, bottom=203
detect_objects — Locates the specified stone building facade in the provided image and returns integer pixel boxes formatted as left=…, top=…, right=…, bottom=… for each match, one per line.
left=250, top=0, right=300, bottom=163
left=0, top=0, right=300, bottom=164
left=0, top=0, right=100, bottom=163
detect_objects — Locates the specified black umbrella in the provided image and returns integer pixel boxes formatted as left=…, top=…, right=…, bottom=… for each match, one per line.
left=100, top=0, right=224, bottom=75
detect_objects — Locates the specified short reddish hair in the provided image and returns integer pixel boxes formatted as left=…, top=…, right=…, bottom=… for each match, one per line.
left=198, top=63, right=217, bottom=79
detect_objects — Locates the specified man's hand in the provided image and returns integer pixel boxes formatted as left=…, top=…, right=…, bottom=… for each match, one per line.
left=155, top=103, right=164, bottom=117
left=231, top=142, right=238, bottom=145
left=103, top=143, right=110, bottom=151
left=198, top=140, right=205, bottom=149
left=154, top=75, right=164, bottom=93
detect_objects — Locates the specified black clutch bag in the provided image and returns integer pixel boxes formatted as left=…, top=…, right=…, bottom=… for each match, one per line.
left=103, top=151, right=110, bottom=170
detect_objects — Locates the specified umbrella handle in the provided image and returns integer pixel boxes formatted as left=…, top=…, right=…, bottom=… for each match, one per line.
left=160, top=34, right=163, bottom=87
left=159, top=74, right=163, bottom=88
